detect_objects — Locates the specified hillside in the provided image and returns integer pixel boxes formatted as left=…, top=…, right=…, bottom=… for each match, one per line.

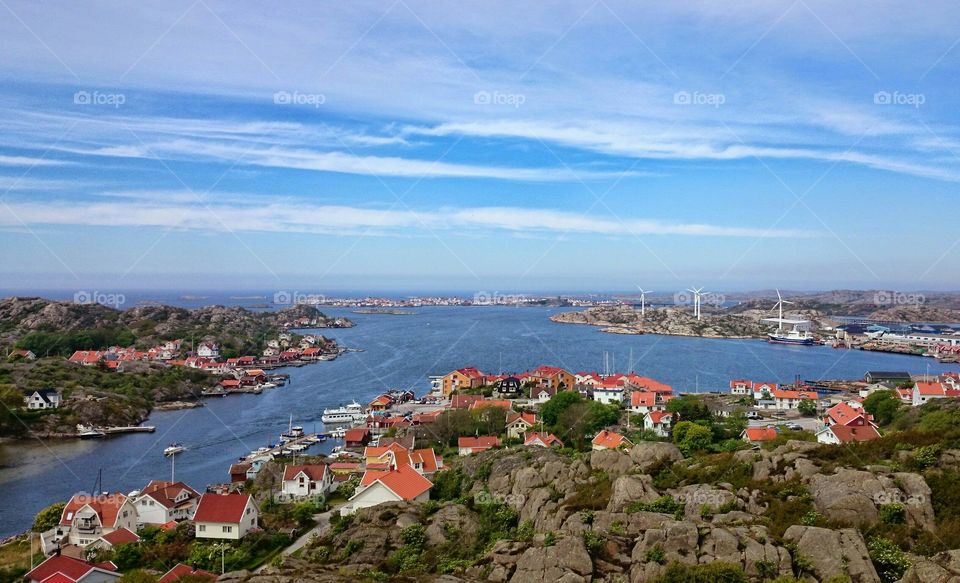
left=551, top=305, right=793, bottom=338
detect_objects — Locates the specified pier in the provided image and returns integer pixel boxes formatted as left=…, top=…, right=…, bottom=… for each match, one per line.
left=239, top=433, right=324, bottom=462
left=103, top=426, right=156, bottom=434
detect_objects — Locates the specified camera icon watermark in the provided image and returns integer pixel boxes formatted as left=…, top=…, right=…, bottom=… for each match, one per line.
left=673, top=90, right=725, bottom=108
left=73, top=90, right=126, bottom=108
left=273, top=90, right=326, bottom=108
left=74, top=290, right=126, bottom=309
left=473, top=291, right=527, bottom=306
left=873, top=290, right=925, bottom=307
left=673, top=290, right=692, bottom=305
left=474, top=491, right=525, bottom=508
left=702, top=292, right=726, bottom=308
left=473, top=90, right=526, bottom=108
left=874, top=490, right=925, bottom=506
left=873, top=91, right=925, bottom=108
left=273, top=290, right=325, bottom=306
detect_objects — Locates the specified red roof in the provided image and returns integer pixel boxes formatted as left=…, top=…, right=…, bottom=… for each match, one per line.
left=630, top=391, right=656, bottom=407
left=455, top=367, right=485, bottom=379
left=646, top=411, right=672, bottom=424
left=524, top=432, right=564, bottom=447
left=344, top=427, right=371, bottom=443
left=60, top=493, right=128, bottom=528
left=773, top=389, right=817, bottom=400
left=329, top=461, right=361, bottom=471
left=99, top=528, right=139, bottom=546
left=458, top=436, right=500, bottom=449
left=193, top=493, right=252, bottom=524
left=591, top=429, right=632, bottom=449
left=139, top=481, right=200, bottom=509
left=158, top=564, right=217, bottom=583
left=358, top=464, right=432, bottom=500
left=450, top=394, right=482, bottom=409
left=827, top=424, right=881, bottom=443
left=825, top=402, right=870, bottom=426
left=469, top=399, right=512, bottom=410
left=26, top=556, right=115, bottom=583
left=743, top=427, right=778, bottom=441
left=915, top=381, right=946, bottom=396
left=282, top=464, right=328, bottom=482
left=506, top=412, right=537, bottom=426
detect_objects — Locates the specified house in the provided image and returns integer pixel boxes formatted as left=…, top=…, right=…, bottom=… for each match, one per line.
left=55, top=493, right=138, bottom=548
left=368, top=395, right=393, bottom=411
left=68, top=351, right=103, bottom=366
left=772, top=389, right=818, bottom=411
left=823, top=402, right=874, bottom=428
left=457, top=436, right=500, bottom=456
left=88, top=527, right=140, bottom=551
left=729, top=379, right=753, bottom=395
left=441, top=367, right=487, bottom=396
left=281, top=464, right=332, bottom=499
left=468, top=399, right=512, bottom=411
left=524, top=365, right=575, bottom=392
left=342, top=464, right=433, bottom=515
left=344, top=427, right=372, bottom=448
left=643, top=411, right=674, bottom=437
left=196, top=343, right=219, bottom=358
left=751, top=382, right=779, bottom=401
left=23, top=388, right=61, bottom=410
left=133, top=480, right=201, bottom=525
left=625, top=375, right=674, bottom=395
left=524, top=432, right=564, bottom=448
left=591, top=429, right=633, bottom=451
left=193, top=493, right=259, bottom=540
left=629, top=391, right=661, bottom=415
left=864, top=371, right=912, bottom=384
left=592, top=384, right=624, bottom=405
left=157, top=564, right=218, bottom=583
left=363, top=443, right=442, bottom=475
left=10, top=349, right=36, bottom=360
left=493, top=376, right=523, bottom=398
left=450, top=394, right=483, bottom=409
left=741, top=427, right=778, bottom=443
left=505, top=412, right=537, bottom=440
left=913, top=381, right=947, bottom=406
left=229, top=462, right=252, bottom=483
left=25, top=555, right=119, bottom=583
left=817, top=424, right=881, bottom=445
left=529, top=384, right=557, bottom=403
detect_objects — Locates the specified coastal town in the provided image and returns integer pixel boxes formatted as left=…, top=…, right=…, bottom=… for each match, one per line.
left=14, top=355, right=960, bottom=582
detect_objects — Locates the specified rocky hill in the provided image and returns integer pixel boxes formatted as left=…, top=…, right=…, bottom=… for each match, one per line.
left=550, top=305, right=807, bottom=338
left=220, top=429, right=960, bottom=582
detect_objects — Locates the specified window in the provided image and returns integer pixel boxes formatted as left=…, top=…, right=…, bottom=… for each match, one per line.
left=198, top=524, right=206, bottom=531
left=223, top=526, right=232, bottom=533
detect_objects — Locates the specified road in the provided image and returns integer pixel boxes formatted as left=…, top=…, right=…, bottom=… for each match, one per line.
left=255, top=506, right=340, bottom=573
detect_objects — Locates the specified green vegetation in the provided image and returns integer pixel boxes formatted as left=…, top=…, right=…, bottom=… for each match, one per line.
left=863, top=390, right=903, bottom=426
left=797, top=399, right=817, bottom=416
left=672, top=420, right=713, bottom=455
left=15, top=328, right=135, bottom=357
left=31, top=501, right=65, bottom=532
left=867, top=536, right=911, bottom=583
left=653, top=561, right=747, bottom=583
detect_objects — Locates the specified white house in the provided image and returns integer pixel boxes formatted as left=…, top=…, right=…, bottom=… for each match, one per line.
left=752, top=382, right=778, bottom=401
left=643, top=411, right=674, bottom=437
left=816, top=424, right=881, bottom=445
left=912, top=381, right=948, bottom=406
left=280, top=464, right=333, bottom=499
left=772, top=389, right=818, bottom=411
left=457, top=436, right=500, bottom=456
left=193, top=493, right=259, bottom=540
left=592, top=387, right=624, bottom=405
left=629, top=391, right=661, bottom=415
left=341, top=465, right=432, bottom=515
left=505, top=412, right=537, bottom=440
left=23, top=388, right=61, bottom=410
left=729, top=379, right=752, bottom=396
left=133, top=480, right=200, bottom=525
left=25, top=555, right=120, bottom=583
left=53, top=493, right=138, bottom=549
left=196, top=343, right=219, bottom=358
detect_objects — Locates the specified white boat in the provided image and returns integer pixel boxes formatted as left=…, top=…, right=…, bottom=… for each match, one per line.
left=288, top=443, right=309, bottom=452
left=329, top=427, right=347, bottom=439
left=163, top=443, right=186, bottom=456
left=77, top=424, right=105, bottom=439
left=767, top=326, right=815, bottom=345
left=321, top=401, right=365, bottom=424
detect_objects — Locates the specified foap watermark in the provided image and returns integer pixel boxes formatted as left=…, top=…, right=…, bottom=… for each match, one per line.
left=74, top=290, right=125, bottom=308
left=273, top=90, right=326, bottom=107
left=73, top=90, right=125, bottom=108
left=874, top=490, right=926, bottom=506
left=676, top=489, right=731, bottom=508
left=673, top=90, right=725, bottom=108
left=272, top=492, right=327, bottom=505
left=473, top=90, right=526, bottom=108
left=873, top=91, right=925, bottom=108
left=473, top=291, right=527, bottom=305
left=474, top=490, right=526, bottom=508
left=874, top=290, right=925, bottom=307
left=273, top=290, right=326, bottom=306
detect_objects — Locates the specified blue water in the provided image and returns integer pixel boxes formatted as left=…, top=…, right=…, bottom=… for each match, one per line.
left=1, top=305, right=957, bottom=536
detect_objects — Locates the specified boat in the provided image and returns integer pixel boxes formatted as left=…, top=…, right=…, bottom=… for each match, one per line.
left=77, top=424, right=106, bottom=439
left=767, top=327, right=816, bottom=345
left=279, top=448, right=292, bottom=456
left=321, top=401, right=365, bottom=424
left=328, top=427, right=347, bottom=439
left=288, top=443, right=309, bottom=452
left=280, top=415, right=305, bottom=440
left=163, top=443, right=186, bottom=456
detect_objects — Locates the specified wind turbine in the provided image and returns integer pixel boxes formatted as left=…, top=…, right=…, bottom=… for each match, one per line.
left=772, top=289, right=794, bottom=331
left=687, top=287, right=705, bottom=320
left=636, top=287, right=652, bottom=317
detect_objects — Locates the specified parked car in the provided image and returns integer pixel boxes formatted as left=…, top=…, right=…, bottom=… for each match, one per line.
left=785, top=422, right=803, bottom=431
left=746, top=411, right=761, bottom=420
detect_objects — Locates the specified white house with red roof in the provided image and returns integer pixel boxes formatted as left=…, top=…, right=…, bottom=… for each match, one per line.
left=643, top=411, right=674, bottom=437
left=817, top=424, right=881, bottom=445
left=729, top=379, right=752, bottom=395
left=341, top=464, right=433, bottom=515
left=133, top=480, right=200, bottom=525
left=591, top=429, right=633, bottom=451
left=592, top=378, right=625, bottom=405
left=912, top=381, right=952, bottom=406
left=741, top=427, right=779, bottom=443
left=457, top=436, right=501, bottom=456
left=280, top=464, right=332, bottom=499
left=54, top=493, right=138, bottom=549
left=196, top=342, right=219, bottom=358
left=823, top=402, right=875, bottom=428
left=523, top=432, right=564, bottom=448
left=772, top=389, right=818, bottom=411
left=87, top=527, right=140, bottom=552
left=751, top=382, right=779, bottom=401
left=193, top=493, right=259, bottom=540
left=529, top=384, right=557, bottom=403
left=25, top=555, right=119, bottom=583
left=505, top=412, right=537, bottom=440
left=629, top=391, right=662, bottom=415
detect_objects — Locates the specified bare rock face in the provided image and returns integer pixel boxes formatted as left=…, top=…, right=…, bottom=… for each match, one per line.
left=670, top=484, right=736, bottom=521
left=807, top=468, right=936, bottom=531
left=425, top=504, right=479, bottom=547
left=900, top=549, right=960, bottom=582
left=783, top=525, right=881, bottom=583
left=590, top=449, right=634, bottom=477
left=629, top=442, right=683, bottom=472
left=510, top=535, right=593, bottom=583
left=607, top=474, right=659, bottom=512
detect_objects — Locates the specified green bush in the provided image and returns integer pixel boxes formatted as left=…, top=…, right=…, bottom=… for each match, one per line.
left=867, top=537, right=911, bottom=583
left=625, top=495, right=684, bottom=516
left=879, top=503, right=906, bottom=525
left=653, top=561, right=747, bottom=583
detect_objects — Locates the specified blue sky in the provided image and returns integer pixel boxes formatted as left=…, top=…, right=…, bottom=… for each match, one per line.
left=0, top=0, right=958, bottom=292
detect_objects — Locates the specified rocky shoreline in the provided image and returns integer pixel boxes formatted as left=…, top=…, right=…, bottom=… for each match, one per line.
left=551, top=305, right=773, bottom=339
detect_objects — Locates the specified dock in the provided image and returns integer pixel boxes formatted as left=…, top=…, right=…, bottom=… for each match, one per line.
left=103, top=426, right=156, bottom=434
left=240, top=433, right=323, bottom=462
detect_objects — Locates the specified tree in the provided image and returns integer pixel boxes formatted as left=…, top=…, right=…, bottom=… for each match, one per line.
left=111, top=543, right=143, bottom=571
left=118, top=571, right=158, bottom=583
left=32, top=501, right=66, bottom=532
left=797, top=399, right=817, bottom=417
left=540, top=391, right=582, bottom=426
left=863, top=390, right=902, bottom=426
left=666, top=395, right=711, bottom=422
left=672, top=421, right=713, bottom=455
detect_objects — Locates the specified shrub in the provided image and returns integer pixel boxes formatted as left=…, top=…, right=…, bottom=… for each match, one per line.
left=653, top=561, right=747, bottom=583
left=868, top=536, right=911, bottom=583
left=645, top=544, right=665, bottom=564
left=582, top=532, right=603, bottom=557
left=879, top=503, right=906, bottom=525
left=626, top=495, right=684, bottom=516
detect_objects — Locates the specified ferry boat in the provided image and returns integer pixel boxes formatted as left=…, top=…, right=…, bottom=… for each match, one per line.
left=321, top=401, right=365, bottom=424
left=767, top=326, right=815, bottom=346
left=163, top=443, right=186, bottom=456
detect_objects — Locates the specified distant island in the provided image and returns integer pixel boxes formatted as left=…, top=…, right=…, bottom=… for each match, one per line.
left=352, top=308, right=417, bottom=315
